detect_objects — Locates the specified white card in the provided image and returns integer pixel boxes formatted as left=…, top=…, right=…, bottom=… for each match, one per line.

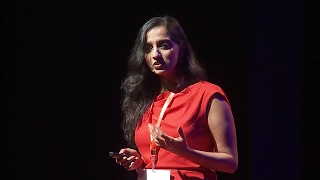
left=137, top=169, right=170, bottom=180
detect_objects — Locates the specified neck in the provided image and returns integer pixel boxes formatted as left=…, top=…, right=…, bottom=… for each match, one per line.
left=159, top=76, right=177, bottom=93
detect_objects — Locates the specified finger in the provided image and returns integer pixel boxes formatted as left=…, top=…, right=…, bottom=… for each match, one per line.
left=117, top=155, right=130, bottom=163
left=128, top=157, right=139, bottom=170
left=150, top=126, right=157, bottom=138
left=155, top=126, right=163, bottom=136
left=160, top=133, right=172, bottom=143
left=124, top=157, right=139, bottom=169
left=119, top=148, right=130, bottom=155
left=119, top=161, right=129, bottom=167
left=149, top=124, right=156, bottom=136
left=119, top=158, right=131, bottom=167
left=156, top=134, right=167, bottom=146
left=115, top=156, right=126, bottom=163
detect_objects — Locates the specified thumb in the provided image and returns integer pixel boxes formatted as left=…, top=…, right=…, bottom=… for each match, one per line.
left=177, top=126, right=186, bottom=140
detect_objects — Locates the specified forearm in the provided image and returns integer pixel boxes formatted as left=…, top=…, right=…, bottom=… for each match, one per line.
left=179, top=148, right=238, bottom=173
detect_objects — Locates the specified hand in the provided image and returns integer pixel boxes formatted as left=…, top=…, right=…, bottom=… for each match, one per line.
left=151, top=126, right=190, bottom=155
left=114, top=148, right=144, bottom=171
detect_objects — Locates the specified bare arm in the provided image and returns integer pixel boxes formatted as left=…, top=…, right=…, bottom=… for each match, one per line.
left=152, top=93, right=238, bottom=173
left=181, top=94, right=238, bottom=173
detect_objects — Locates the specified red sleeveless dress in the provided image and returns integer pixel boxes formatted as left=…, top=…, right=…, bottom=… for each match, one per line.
left=135, top=81, right=230, bottom=180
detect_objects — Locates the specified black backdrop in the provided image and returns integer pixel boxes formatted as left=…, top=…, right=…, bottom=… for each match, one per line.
left=3, top=0, right=306, bottom=179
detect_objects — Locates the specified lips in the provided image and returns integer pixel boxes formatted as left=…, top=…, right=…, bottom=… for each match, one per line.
left=153, top=62, right=163, bottom=69
left=153, top=65, right=162, bottom=69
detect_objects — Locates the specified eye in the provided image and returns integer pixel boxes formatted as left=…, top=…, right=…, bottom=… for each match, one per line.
left=160, top=43, right=171, bottom=50
left=144, top=45, right=152, bottom=52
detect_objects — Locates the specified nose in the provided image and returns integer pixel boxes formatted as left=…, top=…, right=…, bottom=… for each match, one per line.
left=151, top=49, right=161, bottom=59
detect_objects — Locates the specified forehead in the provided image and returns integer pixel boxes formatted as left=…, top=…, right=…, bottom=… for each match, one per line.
left=146, top=26, right=170, bottom=42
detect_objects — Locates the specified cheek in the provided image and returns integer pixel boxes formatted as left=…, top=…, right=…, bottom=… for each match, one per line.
left=167, top=53, right=179, bottom=65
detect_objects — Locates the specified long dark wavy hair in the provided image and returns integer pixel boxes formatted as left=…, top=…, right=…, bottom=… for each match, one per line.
left=120, top=15, right=208, bottom=148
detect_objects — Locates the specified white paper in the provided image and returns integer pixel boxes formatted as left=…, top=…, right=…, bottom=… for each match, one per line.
left=137, top=169, right=170, bottom=180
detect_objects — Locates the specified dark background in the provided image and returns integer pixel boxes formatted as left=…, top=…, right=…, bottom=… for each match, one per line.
left=3, top=0, right=313, bottom=179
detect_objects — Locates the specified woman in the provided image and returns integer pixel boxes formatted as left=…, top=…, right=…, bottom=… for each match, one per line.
left=112, top=15, right=238, bottom=180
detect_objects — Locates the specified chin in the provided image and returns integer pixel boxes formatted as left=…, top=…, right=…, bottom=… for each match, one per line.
left=153, top=70, right=168, bottom=75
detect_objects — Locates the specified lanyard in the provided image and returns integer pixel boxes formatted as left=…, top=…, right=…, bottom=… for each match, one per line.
left=148, top=92, right=175, bottom=169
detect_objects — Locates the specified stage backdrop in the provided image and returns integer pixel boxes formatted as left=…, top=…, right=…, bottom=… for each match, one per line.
left=4, top=0, right=302, bottom=179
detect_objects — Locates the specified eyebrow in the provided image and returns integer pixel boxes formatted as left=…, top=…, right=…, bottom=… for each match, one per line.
left=146, top=39, right=172, bottom=45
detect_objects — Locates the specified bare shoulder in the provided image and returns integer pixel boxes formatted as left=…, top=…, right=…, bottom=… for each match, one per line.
left=213, top=96, right=230, bottom=113
left=208, top=92, right=231, bottom=111
left=207, top=92, right=234, bottom=129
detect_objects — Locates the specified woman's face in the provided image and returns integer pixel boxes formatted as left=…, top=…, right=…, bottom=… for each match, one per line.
left=144, top=26, right=180, bottom=77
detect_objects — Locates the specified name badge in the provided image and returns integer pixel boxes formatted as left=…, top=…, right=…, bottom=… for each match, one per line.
left=137, top=169, right=171, bottom=180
